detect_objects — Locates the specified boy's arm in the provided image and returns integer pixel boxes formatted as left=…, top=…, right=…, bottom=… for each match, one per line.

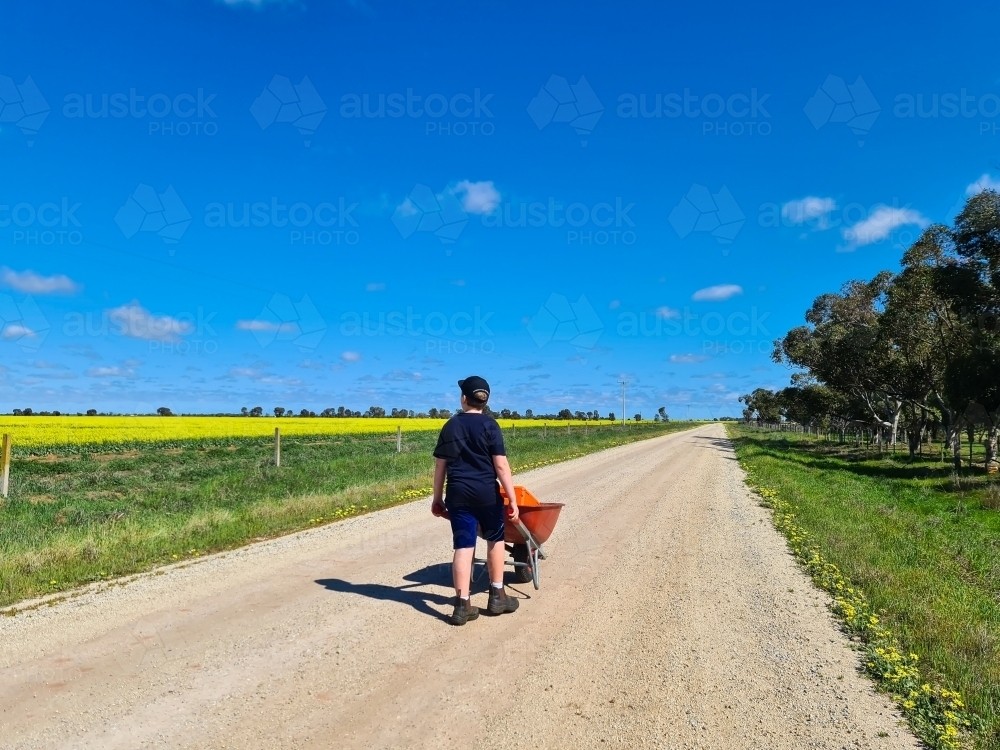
left=492, top=455, right=519, bottom=524
left=431, top=458, right=447, bottom=515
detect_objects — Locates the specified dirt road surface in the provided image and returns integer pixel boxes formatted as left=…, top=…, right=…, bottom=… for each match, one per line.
left=0, top=424, right=917, bottom=749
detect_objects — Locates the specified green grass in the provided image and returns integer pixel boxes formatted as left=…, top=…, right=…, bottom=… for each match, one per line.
left=729, top=426, right=1000, bottom=750
left=0, top=421, right=698, bottom=609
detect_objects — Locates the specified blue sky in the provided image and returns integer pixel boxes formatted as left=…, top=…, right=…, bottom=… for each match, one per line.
left=1, top=0, right=998, bottom=417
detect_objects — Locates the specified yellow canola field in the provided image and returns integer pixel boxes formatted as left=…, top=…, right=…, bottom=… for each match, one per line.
left=0, top=416, right=596, bottom=450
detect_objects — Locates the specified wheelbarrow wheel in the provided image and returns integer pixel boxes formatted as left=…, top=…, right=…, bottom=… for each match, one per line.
left=512, top=544, right=533, bottom=584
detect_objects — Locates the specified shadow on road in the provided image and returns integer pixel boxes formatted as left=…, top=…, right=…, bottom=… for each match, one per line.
left=689, top=434, right=738, bottom=459
left=315, top=571, right=454, bottom=623
left=316, top=562, right=529, bottom=622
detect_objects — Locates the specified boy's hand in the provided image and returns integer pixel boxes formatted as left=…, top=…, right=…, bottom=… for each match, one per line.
left=507, top=503, right=519, bottom=524
left=431, top=497, right=446, bottom=517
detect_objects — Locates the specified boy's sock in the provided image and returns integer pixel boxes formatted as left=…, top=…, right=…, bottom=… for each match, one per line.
left=491, top=582, right=503, bottom=589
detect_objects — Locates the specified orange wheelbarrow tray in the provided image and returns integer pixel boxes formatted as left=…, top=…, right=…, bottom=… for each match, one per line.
left=498, top=486, right=564, bottom=590
left=434, top=486, right=563, bottom=591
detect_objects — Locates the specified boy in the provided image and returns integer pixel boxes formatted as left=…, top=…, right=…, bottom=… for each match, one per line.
left=431, top=376, right=520, bottom=625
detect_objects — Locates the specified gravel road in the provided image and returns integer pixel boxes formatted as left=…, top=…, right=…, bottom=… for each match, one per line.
left=0, top=424, right=918, bottom=749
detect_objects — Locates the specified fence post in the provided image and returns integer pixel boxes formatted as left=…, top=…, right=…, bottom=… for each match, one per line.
left=274, top=427, right=281, bottom=467
left=1, top=433, right=11, bottom=499
left=396, top=426, right=402, bottom=453
left=567, top=423, right=571, bottom=435
left=544, top=423, right=547, bottom=439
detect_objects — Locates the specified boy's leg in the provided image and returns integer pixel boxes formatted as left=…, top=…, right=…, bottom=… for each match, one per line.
left=486, top=540, right=506, bottom=585
left=452, top=547, right=475, bottom=598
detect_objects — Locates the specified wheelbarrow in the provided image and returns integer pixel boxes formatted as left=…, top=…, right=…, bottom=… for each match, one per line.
left=435, top=486, right=564, bottom=590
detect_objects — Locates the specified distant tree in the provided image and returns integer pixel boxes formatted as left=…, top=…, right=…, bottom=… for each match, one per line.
left=525, top=409, right=534, bottom=419
left=52, top=411, right=61, bottom=416
left=428, top=408, right=439, bottom=418
left=657, top=406, right=669, bottom=421
left=557, top=408, right=572, bottom=419
left=86, top=409, right=97, bottom=416
left=274, top=407, right=285, bottom=417
left=739, top=389, right=782, bottom=423
left=511, top=411, right=521, bottom=419
left=439, top=408, right=452, bottom=419
left=608, top=412, right=615, bottom=421
left=364, top=406, right=386, bottom=418
left=13, top=408, right=23, bottom=416
left=298, top=408, right=309, bottom=417
left=336, top=406, right=345, bottom=417
left=500, top=408, right=512, bottom=419
left=416, top=412, right=428, bottom=418
left=156, top=406, right=173, bottom=416
left=250, top=406, right=263, bottom=417
left=634, top=413, right=641, bottom=422
left=240, top=406, right=248, bottom=416
left=574, top=410, right=585, bottom=420
left=22, top=408, right=33, bottom=416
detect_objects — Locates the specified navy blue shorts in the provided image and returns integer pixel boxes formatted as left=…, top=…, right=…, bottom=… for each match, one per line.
left=447, top=502, right=505, bottom=549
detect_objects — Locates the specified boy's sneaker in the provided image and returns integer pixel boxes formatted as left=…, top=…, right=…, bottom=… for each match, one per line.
left=450, top=596, right=479, bottom=626
left=487, top=586, right=519, bottom=615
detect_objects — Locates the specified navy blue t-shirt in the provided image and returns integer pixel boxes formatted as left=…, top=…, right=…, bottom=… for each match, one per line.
left=433, top=412, right=506, bottom=507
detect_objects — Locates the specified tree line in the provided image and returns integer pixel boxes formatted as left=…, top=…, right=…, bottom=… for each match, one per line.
left=740, top=190, right=1000, bottom=472
left=8, top=406, right=671, bottom=422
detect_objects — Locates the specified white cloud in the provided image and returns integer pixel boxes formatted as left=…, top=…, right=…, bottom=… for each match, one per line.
left=453, top=180, right=500, bottom=214
left=1, top=267, right=80, bottom=295
left=670, top=354, right=710, bottom=364
left=841, top=207, right=930, bottom=250
left=227, top=364, right=303, bottom=386
left=655, top=306, right=680, bottom=319
left=781, top=197, right=836, bottom=228
left=1, top=323, right=37, bottom=339
left=87, top=365, right=136, bottom=378
left=107, top=301, right=193, bottom=342
left=382, top=369, right=423, bottom=382
left=365, top=282, right=386, bottom=292
left=236, top=319, right=297, bottom=334
left=692, top=284, right=743, bottom=302
left=966, top=173, right=1000, bottom=196
left=341, top=351, right=362, bottom=362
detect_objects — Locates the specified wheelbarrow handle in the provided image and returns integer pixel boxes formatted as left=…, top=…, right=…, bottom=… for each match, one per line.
left=513, top=520, right=547, bottom=560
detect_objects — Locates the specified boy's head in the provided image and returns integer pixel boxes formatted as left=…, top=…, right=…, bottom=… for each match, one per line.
left=458, top=375, right=490, bottom=411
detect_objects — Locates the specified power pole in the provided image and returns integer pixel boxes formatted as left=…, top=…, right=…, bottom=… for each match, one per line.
left=619, top=380, right=628, bottom=427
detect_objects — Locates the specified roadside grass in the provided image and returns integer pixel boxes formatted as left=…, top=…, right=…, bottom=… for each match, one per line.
left=0, top=421, right=697, bottom=609
left=729, top=426, right=1000, bottom=750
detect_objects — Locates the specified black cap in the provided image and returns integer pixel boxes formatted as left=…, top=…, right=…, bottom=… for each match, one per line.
left=458, top=375, right=490, bottom=402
